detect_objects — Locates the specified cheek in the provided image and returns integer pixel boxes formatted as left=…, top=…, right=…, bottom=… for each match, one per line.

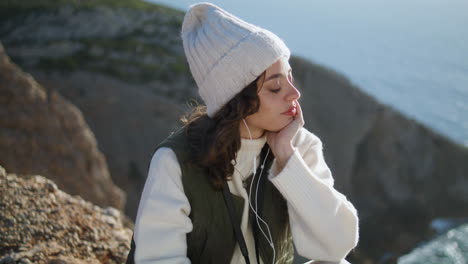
left=258, top=95, right=277, bottom=113
left=250, top=100, right=292, bottom=131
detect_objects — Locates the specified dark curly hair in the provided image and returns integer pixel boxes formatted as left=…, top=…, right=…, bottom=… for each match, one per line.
left=181, top=72, right=265, bottom=190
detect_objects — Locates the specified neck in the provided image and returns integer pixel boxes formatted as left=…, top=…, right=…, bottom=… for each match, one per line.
left=239, top=122, right=265, bottom=139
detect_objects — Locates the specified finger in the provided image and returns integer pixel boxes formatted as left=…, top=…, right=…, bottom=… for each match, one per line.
left=295, top=100, right=302, bottom=117
left=295, top=100, right=304, bottom=124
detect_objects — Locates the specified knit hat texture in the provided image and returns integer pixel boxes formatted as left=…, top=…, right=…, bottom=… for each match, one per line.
left=181, top=2, right=291, bottom=117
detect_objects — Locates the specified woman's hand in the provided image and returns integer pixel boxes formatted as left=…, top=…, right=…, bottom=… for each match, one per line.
left=267, top=100, right=305, bottom=171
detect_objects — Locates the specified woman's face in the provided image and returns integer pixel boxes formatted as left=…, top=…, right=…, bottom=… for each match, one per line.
left=241, top=57, right=301, bottom=138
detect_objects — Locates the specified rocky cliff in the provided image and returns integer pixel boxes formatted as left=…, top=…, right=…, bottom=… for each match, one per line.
left=0, top=43, right=125, bottom=210
left=2, top=0, right=468, bottom=262
left=1, top=0, right=191, bottom=217
left=0, top=165, right=132, bottom=264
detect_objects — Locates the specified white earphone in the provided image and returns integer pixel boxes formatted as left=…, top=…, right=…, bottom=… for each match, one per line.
left=242, top=119, right=276, bottom=264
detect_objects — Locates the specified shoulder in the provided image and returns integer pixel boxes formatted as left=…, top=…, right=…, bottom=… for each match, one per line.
left=158, top=127, right=189, bottom=150
left=149, top=147, right=181, bottom=176
left=151, top=147, right=178, bottom=164
left=155, top=127, right=192, bottom=163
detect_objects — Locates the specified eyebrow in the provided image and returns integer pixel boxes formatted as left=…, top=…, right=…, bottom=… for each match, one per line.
left=264, top=69, right=292, bottom=83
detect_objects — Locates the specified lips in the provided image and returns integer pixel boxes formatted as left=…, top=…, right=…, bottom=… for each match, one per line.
left=281, top=106, right=297, bottom=116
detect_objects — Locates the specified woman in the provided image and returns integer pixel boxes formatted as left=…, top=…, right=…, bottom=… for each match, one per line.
left=129, top=2, right=358, bottom=264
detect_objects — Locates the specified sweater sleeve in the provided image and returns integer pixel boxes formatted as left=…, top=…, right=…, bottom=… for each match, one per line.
left=133, top=147, right=192, bottom=264
left=268, top=128, right=359, bottom=262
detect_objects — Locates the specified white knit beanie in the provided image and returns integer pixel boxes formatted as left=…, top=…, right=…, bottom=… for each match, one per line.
left=181, top=2, right=291, bottom=117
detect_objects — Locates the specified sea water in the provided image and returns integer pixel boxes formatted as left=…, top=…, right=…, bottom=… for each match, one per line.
left=398, top=223, right=468, bottom=264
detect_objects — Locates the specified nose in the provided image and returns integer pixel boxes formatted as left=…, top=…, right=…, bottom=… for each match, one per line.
left=285, top=80, right=301, bottom=102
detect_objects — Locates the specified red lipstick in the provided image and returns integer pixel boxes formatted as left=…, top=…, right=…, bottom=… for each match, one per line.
left=281, top=106, right=297, bottom=116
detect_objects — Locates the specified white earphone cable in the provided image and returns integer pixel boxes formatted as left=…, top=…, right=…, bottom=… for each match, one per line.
left=242, top=119, right=276, bottom=264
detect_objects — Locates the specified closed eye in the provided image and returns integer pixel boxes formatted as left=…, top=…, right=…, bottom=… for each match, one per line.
left=270, top=88, right=281, bottom=94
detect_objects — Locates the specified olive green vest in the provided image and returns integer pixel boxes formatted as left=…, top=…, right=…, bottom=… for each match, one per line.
left=156, top=129, right=293, bottom=264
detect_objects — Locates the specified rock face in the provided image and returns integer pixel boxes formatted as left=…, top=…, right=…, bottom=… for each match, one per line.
left=0, top=165, right=132, bottom=264
left=2, top=1, right=468, bottom=263
left=0, top=43, right=125, bottom=210
left=0, top=1, right=193, bottom=218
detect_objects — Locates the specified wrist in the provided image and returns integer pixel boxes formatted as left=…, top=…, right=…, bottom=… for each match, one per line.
left=275, top=143, right=295, bottom=170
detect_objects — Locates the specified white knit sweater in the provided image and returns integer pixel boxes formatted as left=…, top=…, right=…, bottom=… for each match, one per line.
left=133, top=127, right=359, bottom=263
